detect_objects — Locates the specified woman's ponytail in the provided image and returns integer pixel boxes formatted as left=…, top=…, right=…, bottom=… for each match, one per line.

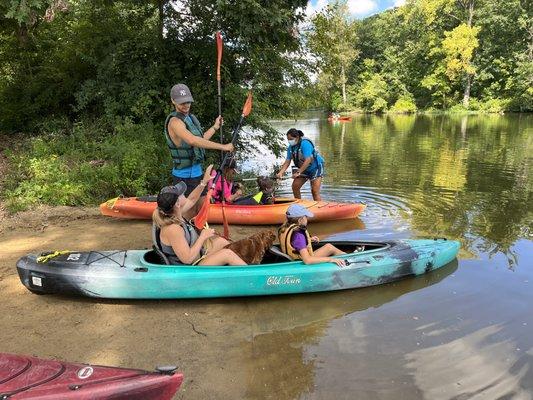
left=287, top=128, right=305, bottom=138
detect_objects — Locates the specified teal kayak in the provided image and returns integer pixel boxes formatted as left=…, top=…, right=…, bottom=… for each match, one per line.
left=16, top=239, right=460, bottom=299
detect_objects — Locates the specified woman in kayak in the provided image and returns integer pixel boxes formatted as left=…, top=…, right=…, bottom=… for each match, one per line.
left=275, top=128, right=325, bottom=201
left=152, top=165, right=246, bottom=266
left=278, top=204, right=345, bottom=267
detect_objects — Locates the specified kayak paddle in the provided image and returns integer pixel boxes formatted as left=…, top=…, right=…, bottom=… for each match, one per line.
left=194, top=91, right=253, bottom=230
left=215, top=31, right=230, bottom=238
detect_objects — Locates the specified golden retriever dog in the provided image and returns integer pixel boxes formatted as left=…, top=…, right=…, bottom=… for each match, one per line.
left=224, top=230, right=276, bottom=265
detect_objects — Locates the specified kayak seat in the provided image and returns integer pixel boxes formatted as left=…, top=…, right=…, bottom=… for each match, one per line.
left=267, top=245, right=292, bottom=262
left=151, top=223, right=170, bottom=265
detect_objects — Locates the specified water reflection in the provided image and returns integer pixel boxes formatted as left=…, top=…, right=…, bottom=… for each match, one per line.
left=241, top=261, right=458, bottom=399
left=233, top=114, right=533, bottom=400
left=303, top=251, right=533, bottom=399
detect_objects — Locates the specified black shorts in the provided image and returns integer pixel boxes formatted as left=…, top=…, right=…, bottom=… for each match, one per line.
left=172, top=176, right=208, bottom=197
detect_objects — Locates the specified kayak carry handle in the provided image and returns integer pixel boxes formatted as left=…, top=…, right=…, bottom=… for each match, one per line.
left=344, top=259, right=371, bottom=266
left=156, top=365, right=177, bottom=375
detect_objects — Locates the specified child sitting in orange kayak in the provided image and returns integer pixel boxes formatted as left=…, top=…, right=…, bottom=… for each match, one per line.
left=211, top=159, right=275, bottom=205
left=211, top=158, right=244, bottom=204
left=278, top=204, right=346, bottom=267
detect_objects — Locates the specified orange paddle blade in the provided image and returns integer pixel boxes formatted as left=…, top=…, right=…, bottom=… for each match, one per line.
left=216, top=31, right=223, bottom=81
left=194, top=188, right=213, bottom=230
left=242, top=91, right=253, bottom=117
left=221, top=204, right=230, bottom=239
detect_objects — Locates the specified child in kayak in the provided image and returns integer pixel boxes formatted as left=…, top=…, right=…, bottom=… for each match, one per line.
left=278, top=204, right=346, bottom=267
left=152, top=164, right=246, bottom=266
left=211, top=158, right=245, bottom=204
left=211, top=159, right=275, bottom=205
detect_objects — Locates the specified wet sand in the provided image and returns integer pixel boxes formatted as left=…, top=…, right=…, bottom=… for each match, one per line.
left=0, top=206, right=268, bottom=398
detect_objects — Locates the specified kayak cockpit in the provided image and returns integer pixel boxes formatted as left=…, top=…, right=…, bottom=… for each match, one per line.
left=135, top=195, right=296, bottom=206
left=142, top=241, right=391, bottom=266
left=260, top=241, right=390, bottom=264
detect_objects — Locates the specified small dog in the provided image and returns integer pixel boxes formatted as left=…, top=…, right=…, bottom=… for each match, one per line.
left=224, top=230, right=276, bottom=264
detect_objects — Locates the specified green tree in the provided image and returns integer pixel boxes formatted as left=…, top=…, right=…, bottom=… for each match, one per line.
left=307, top=0, right=359, bottom=108
left=1, top=0, right=308, bottom=133
left=442, top=23, right=480, bottom=106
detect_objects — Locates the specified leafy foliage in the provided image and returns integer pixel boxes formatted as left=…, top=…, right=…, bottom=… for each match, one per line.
left=3, top=119, right=170, bottom=211
left=0, top=0, right=308, bottom=209
left=307, top=0, right=532, bottom=112
left=0, top=0, right=308, bottom=132
left=442, top=23, right=480, bottom=80
left=307, top=0, right=359, bottom=109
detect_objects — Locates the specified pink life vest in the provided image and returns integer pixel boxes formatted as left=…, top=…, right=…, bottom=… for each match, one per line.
left=210, top=171, right=234, bottom=203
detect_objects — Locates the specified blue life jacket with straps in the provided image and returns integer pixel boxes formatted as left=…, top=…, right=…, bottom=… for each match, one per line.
left=290, top=138, right=320, bottom=170
left=164, top=111, right=205, bottom=170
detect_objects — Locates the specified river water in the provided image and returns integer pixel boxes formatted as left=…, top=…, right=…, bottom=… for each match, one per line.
left=241, top=114, right=533, bottom=399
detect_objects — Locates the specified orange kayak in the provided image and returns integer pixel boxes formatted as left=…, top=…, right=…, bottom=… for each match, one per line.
left=100, top=197, right=365, bottom=224
left=327, top=116, right=352, bottom=122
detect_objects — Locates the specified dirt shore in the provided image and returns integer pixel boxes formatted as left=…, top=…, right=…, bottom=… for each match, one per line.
left=0, top=206, right=284, bottom=399
left=0, top=139, right=363, bottom=398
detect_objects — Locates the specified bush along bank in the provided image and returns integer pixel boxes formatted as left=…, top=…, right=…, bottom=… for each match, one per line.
left=2, top=119, right=171, bottom=212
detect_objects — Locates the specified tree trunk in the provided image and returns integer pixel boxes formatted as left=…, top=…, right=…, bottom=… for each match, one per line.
left=157, top=0, right=165, bottom=40
left=16, top=25, right=29, bottom=47
left=341, top=64, right=347, bottom=104
left=463, top=73, right=471, bottom=107
left=467, top=0, right=474, bottom=27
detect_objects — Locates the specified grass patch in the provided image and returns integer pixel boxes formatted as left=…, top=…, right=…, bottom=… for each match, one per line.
left=2, top=119, right=171, bottom=212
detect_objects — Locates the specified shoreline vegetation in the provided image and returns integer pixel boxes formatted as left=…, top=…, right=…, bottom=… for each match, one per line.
left=1, top=112, right=528, bottom=214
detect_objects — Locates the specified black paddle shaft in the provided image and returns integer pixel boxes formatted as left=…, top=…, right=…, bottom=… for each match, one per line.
left=209, top=114, right=246, bottom=190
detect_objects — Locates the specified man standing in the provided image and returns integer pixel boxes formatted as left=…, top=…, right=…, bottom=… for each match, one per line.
left=164, top=83, right=233, bottom=218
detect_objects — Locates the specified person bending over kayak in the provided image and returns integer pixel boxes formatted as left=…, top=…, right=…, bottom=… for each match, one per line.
left=152, top=165, right=246, bottom=266
left=164, top=83, right=234, bottom=218
left=278, top=204, right=345, bottom=267
left=275, top=128, right=325, bottom=201
left=211, top=158, right=275, bottom=205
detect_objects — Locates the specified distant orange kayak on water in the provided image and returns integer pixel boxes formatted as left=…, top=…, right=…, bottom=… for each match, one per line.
left=327, top=116, right=352, bottom=122
left=100, top=196, right=365, bottom=224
